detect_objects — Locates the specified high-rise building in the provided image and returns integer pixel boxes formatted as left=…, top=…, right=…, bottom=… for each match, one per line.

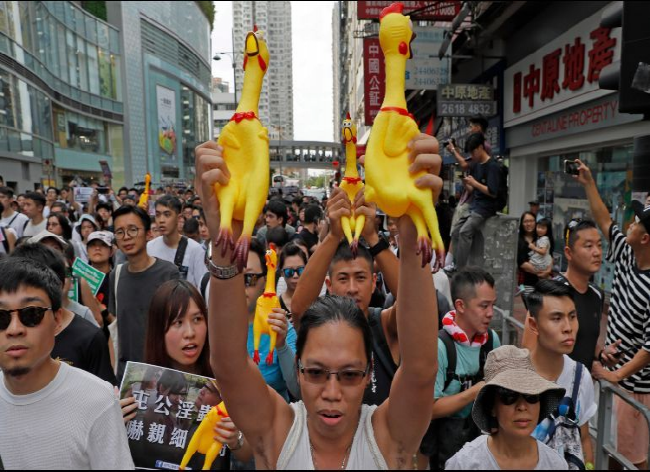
left=232, top=1, right=294, bottom=140
left=212, top=77, right=236, bottom=138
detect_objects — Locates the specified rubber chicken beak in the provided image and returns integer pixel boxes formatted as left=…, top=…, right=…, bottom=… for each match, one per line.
left=344, top=127, right=353, bottom=142
left=245, top=32, right=259, bottom=56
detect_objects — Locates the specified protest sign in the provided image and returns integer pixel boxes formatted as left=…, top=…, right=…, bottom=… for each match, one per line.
left=73, top=187, right=94, bottom=204
left=119, top=362, right=229, bottom=470
left=72, top=258, right=106, bottom=296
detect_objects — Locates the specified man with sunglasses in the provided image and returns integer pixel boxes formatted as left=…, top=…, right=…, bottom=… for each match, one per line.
left=0, top=257, right=133, bottom=469
left=527, top=280, right=596, bottom=469
left=109, top=205, right=179, bottom=382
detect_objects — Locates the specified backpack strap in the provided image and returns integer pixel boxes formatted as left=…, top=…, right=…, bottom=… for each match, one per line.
left=567, top=362, right=584, bottom=422
left=477, top=330, right=494, bottom=380
left=0, top=227, right=8, bottom=253
left=22, top=219, right=29, bottom=232
left=438, top=330, right=457, bottom=392
left=368, top=309, right=397, bottom=379
left=7, top=212, right=19, bottom=227
left=174, top=236, right=189, bottom=269
left=200, top=271, right=210, bottom=300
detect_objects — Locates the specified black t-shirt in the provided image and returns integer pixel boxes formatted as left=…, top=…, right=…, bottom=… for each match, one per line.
left=363, top=308, right=395, bottom=406
left=555, top=274, right=604, bottom=371
left=517, top=236, right=539, bottom=287
left=51, top=314, right=117, bottom=385
left=298, top=228, right=319, bottom=252
left=469, top=158, right=501, bottom=217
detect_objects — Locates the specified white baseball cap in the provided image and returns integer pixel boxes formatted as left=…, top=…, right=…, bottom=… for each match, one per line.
left=87, top=231, right=114, bottom=247
left=28, top=230, right=69, bottom=250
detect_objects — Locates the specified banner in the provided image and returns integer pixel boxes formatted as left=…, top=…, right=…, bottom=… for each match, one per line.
left=120, top=362, right=229, bottom=470
left=357, top=1, right=460, bottom=20
left=156, top=85, right=177, bottom=157
left=73, top=187, right=94, bottom=204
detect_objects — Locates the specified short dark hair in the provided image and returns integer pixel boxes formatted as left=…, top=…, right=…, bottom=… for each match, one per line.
left=47, top=187, right=60, bottom=195
left=0, top=186, right=14, bottom=198
left=526, top=279, right=574, bottom=318
left=264, top=200, right=288, bottom=226
left=304, top=204, right=323, bottom=225
left=24, top=192, right=46, bottom=208
left=0, top=257, right=63, bottom=312
left=113, top=205, right=151, bottom=231
left=296, top=295, right=372, bottom=364
left=279, top=242, right=308, bottom=269
left=469, top=114, right=489, bottom=133
left=565, top=219, right=598, bottom=249
left=182, top=217, right=199, bottom=236
left=118, top=187, right=129, bottom=194
left=155, top=195, right=182, bottom=215
left=451, top=267, right=495, bottom=304
left=329, top=241, right=373, bottom=275
left=465, top=132, right=486, bottom=153
left=267, top=226, right=289, bottom=249
left=96, top=202, right=113, bottom=214
left=50, top=201, right=67, bottom=212
left=249, top=238, right=267, bottom=275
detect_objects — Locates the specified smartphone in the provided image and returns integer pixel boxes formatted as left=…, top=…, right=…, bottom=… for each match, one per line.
left=564, top=160, right=580, bottom=176
left=97, top=187, right=110, bottom=195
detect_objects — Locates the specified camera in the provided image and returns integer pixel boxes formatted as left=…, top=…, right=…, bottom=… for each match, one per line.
left=563, top=160, right=580, bottom=176
left=442, top=138, right=456, bottom=149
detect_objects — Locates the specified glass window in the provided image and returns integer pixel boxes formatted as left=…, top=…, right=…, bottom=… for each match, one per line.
left=66, top=111, right=107, bottom=154
left=98, top=48, right=112, bottom=98
left=66, top=29, right=78, bottom=88
left=0, top=70, right=14, bottom=129
left=87, top=44, right=99, bottom=95
left=110, top=53, right=121, bottom=101
left=18, top=2, right=32, bottom=51
left=77, top=36, right=88, bottom=91
left=74, top=5, right=85, bottom=36
left=97, top=22, right=109, bottom=50
left=85, top=15, right=97, bottom=44
left=56, top=24, right=68, bottom=83
left=0, top=2, right=9, bottom=37
left=109, top=27, right=120, bottom=54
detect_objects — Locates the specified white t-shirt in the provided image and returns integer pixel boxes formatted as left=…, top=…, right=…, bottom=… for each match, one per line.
left=554, top=355, right=598, bottom=427
left=0, top=362, right=134, bottom=470
left=21, top=218, right=47, bottom=238
left=0, top=211, right=29, bottom=238
left=147, top=236, right=207, bottom=288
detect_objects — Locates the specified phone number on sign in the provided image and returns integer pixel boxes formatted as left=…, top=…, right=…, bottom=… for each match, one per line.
left=438, top=101, right=496, bottom=117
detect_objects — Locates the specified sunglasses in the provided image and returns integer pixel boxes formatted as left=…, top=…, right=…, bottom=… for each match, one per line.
left=0, top=306, right=52, bottom=330
left=496, top=387, right=540, bottom=406
left=244, top=273, right=265, bottom=287
left=298, top=360, right=370, bottom=387
left=282, top=266, right=305, bottom=278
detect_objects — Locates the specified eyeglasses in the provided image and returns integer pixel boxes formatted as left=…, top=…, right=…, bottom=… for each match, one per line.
left=244, top=273, right=265, bottom=287
left=0, top=306, right=52, bottom=330
left=114, top=226, right=143, bottom=240
left=496, top=387, right=540, bottom=406
left=282, top=266, right=305, bottom=278
left=298, top=360, right=370, bottom=386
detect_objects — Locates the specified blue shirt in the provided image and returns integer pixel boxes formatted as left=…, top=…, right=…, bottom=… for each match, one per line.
left=246, top=322, right=297, bottom=401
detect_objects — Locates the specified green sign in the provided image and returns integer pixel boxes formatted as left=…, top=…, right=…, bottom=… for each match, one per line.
left=72, top=258, right=106, bottom=297
left=67, top=278, right=78, bottom=303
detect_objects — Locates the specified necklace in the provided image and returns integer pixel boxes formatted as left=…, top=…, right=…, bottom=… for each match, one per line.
left=310, top=440, right=352, bottom=470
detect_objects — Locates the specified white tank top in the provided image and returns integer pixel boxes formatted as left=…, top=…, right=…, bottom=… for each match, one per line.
left=276, top=401, right=389, bottom=470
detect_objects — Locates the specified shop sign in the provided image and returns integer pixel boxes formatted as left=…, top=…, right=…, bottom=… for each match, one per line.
left=504, top=7, right=622, bottom=128
left=438, top=84, right=496, bottom=117
left=357, top=1, right=460, bottom=20
left=99, top=160, right=112, bottom=179
left=363, top=38, right=385, bottom=126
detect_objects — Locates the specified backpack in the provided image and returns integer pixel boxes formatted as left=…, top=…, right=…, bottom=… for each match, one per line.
left=0, top=227, right=8, bottom=253
left=533, top=362, right=585, bottom=470
left=421, top=330, right=494, bottom=468
left=495, top=159, right=509, bottom=213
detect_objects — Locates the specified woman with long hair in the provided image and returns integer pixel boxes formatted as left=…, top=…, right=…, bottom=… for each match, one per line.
left=517, top=212, right=552, bottom=295
left=277, top=242, right=308, bottom=316
left=47, top=212, right=73, bottom=240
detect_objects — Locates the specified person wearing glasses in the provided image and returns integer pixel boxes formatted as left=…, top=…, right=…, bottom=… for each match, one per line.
left=109, top=205, right=179, bottom=382
left=278, top=242, right=308, bottom=316
left=527, top=280, right=596, bottom=470
left=446, top=345, right=567, bottom=470
left=195, top=138, right=439, bottom=470
left=0, top=256, right=133, bottom=469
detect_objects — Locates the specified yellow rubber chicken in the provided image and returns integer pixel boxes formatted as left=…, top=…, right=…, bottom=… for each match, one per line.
left=215, top=26, right=270, bottom=271
left=253, top=244, right=280, bottom=365
left=364, top=2, right=444, bottom=268
left=137, top=173, right=151, bottom=210
left=179, top=401, right=229, bottom=471
left=340, top=113, right=365, bottom=256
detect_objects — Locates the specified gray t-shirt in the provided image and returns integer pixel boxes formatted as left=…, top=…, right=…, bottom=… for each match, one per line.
left=108, top=258, right=179, bottom=381
left=445, top=435, right=568, bottom=470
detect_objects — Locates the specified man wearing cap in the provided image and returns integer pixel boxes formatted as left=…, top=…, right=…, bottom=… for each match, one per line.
left=528, top=200, right=545, bottom=222
left=0, top=187, right=28, bottom=239
left=574, top=159, right=650, bottom=469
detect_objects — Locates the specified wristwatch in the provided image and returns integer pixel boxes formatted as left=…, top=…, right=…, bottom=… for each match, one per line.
left=228, top=431, right=244, bottom=451
left=208, top=258, right=239, bottom=280
left=369, top=235, right=390, bottom=258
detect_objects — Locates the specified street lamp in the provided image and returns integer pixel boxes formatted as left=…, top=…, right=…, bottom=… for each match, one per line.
left=213, top=52, right=238, bottom=105
left=272, top=125, right=284, bottom=177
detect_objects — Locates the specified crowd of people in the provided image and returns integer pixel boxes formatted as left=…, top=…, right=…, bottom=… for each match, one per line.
left=0, top=131, right=649, bottom=470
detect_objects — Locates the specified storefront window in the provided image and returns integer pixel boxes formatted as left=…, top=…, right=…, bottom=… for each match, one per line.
left=65, top=112, right=107, bottom=154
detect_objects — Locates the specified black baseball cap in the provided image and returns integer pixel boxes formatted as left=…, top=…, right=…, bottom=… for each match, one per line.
left=631, top=200, right=650, bottom=233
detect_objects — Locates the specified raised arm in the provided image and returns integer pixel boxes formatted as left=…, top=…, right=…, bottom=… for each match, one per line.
left=574, top=159, right=612, bottom=238
left=195, top=141, right=292, bottom=460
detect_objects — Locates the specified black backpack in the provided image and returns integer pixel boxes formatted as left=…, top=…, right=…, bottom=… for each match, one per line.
left=495, top=160, right=509, bottom=213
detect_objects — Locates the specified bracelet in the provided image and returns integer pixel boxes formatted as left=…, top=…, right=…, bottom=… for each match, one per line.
left=208, top=258, right=239, bottom=280
left=227, top=431, right=244, bottom=451
left=369, top=236, right=390, bottom=258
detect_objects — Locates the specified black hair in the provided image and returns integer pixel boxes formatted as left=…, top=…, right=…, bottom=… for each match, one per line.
left=264, top=200, right=288, bottom=226
left=0, top=186, right=13, bottom=198
left=303, top=204, right=323, bottom=225
left=96, top=202, right=113, bottom=214
left=50, top=201, right=68, bottom=212
left=182, top=216, right=199, bottom=235
left=47, top=187, right=60, bottom=196
left=155, top=195, right=182, bottom=215
left=118, top=187, right=129, bottom=194
left=329, top=240, right=373, bottom=275
left=113, top=205, right=151, bottom=231
left=267, top=226, right=289, bottom=249
left=279, top=242, right=308, bottom=269
left=469, top=114, right=489, bottom=133
left=10, top=243, right=66, bottom=288
left=565, top=219, right=598, bottom=249
left=48, top=212, right=73, bottom=240
left=0, top=257, right=63, bottom=312
left=296, top=295, right=372, bottom=364
left=535, top=218, right=554, bottom=255
left=249, top=238, right=267, bottom=276
left=451, top=267, right=495, bottom=304
left=518, top=212, right=538, bottom=240
left=526, top=279, right=574, bottom=319
left=465, top=132, right=486, bottom=153
left=24, top=192, right=46, bottom=208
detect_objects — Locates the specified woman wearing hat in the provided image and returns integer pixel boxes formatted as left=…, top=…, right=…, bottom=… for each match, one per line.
left=446, top=345, right=568, bottom=470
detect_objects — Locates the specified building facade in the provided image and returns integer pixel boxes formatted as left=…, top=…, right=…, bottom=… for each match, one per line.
left=0, top=1, right=124, bottom=192
left=232, top=0, right=294, bottom=140
left=212, top=77, right=235, bottom=138
left=107, top=1, right=211, bottom=188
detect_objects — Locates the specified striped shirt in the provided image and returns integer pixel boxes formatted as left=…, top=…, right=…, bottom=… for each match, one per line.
left=605, top=225, right=650, bottom=393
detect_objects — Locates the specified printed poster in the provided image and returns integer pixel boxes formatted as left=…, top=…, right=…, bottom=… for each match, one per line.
left=119, top=362, right=228, bottom=470
left=156, top=85, right=177, bottom=157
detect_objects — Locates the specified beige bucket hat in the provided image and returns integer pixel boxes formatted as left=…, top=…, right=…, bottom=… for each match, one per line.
left=471, top=345, right=566, bottom=434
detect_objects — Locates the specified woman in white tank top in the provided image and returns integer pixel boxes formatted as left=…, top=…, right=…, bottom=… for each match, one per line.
left=197, top=133, right=442, bottom=470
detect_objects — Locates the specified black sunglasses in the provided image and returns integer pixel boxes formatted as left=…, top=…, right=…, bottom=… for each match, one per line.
left=496, top=387, right=540, bottom=406
left=244, top=273, right=265, bottom=287
left=0, top=306, right=52, bottom=330
left=282, top=266, right=305, bottom=278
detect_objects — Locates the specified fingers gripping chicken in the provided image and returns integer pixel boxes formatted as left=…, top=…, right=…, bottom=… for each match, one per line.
left=214, top=26, right=270, bottom=271
left=253, top=244, right=280, bottom=365
left=137, top=173, right=151, bottom=210
left=364, top=2, right=444, bottom=268
left=340, top=113, right=365, bottom=256
left=180, top=401, right=229, bottom=470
